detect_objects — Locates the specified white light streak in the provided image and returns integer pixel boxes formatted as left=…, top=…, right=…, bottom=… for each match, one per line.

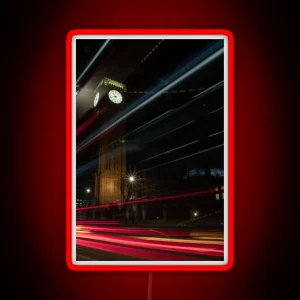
left=141, top=140, right=199, bottom=162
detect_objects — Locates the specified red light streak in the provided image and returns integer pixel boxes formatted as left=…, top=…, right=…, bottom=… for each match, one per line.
left=76, top=121, right=123, bottom=154
left=77, top=232, right=223, bottom=250
left=76, top=238, right=200, bottom=261
left=76, top=226, right=190, bottom=237
left=76, top=108, right=107, bottom=135
left=76, top=220, right=120, bottom=225
left=76, top=232, right=224, bottom=258
left=77, top=47, right=115, bottom=93
left=76, top=189, right=216, bottom=211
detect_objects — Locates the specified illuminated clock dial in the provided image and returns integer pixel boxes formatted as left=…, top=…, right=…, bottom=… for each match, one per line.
left=94, top=92, right=100, bottom=107
left=108, top=90, right=123, bottom=104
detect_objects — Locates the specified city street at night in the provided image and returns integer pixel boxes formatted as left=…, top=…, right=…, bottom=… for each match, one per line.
left=75, top=37, right=226, bottom=262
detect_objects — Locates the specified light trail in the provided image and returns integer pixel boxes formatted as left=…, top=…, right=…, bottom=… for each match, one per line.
left=76, top=108, right=107, bottom=135
left=76, top=220, right=120, bottom=225
left=76, top=226, right=190, bottom=237
left=141, top=144, right=224, bottom=172
left=122, top=110, right=174, bottom=138
left=76, top=227, right=224, bottom=260
left=209, top=106, right=224, bottom=114
left=141, top=140, right=199, bottom=162
left=168, top=81, right=224, bottom=117
left=76, top=188, right=216, bottom=211
left=76, top=238, right=199, bottom=261
left=76, top=42, right=224, bottom=153
left=131, top=81, right=223, bottom=147
left=208, top=130, right=224, bottom=138
left=76, top=158, right=98, bottom=176
left=76, top=121, right=123, bottom=154
left=94, top=79, right=222, bottom=155
left=97, top=110, right=174, bottom=156
left=145, top=120, right=195, bottom=144
left=77, top=47, right=116, bottom=96
left=149, top=229, right=171, bottom=238
left=121, top=40, right=164, bottom=84
left=76, top=40, right=110, bottom=84
left=135, top=236, right=224, bottom=245
left=75, top=229, right=91, bottom=233
left=76, top=232, right=224, bottom=257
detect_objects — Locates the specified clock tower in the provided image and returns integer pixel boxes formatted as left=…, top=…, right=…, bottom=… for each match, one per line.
left=94, top=77, right=128, bottom=205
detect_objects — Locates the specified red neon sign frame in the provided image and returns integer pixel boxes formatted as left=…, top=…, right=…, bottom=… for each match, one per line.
left=66, top=29, right=234, bottom=271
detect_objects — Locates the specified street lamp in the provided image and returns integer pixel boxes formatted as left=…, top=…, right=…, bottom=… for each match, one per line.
left=120, top=174, right=137, bottom=203
left=194, top=212, right=198, bottom=217
left=86, top=188, right=91, bottom=193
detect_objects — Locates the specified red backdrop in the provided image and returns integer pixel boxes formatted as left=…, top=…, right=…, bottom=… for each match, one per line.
left=5, top=1, right=295, bottom=299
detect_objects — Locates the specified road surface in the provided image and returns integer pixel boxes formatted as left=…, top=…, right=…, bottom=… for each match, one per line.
left=76, top=224, right=224, bottom=261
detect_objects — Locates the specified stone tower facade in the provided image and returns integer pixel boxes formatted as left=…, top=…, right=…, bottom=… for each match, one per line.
left=95, top=129, right=126, bottom=205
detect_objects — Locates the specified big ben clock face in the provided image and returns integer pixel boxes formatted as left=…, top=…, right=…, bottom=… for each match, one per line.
left=108, top=90, right=123, bottom=104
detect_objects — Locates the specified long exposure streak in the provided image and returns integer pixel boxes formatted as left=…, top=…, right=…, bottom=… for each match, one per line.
left=141, top=144, right=224, bottom=172
left=208, top=131, right=224, bottom=138
left=76, top=40, right=110, bottom=84
left=77, top=45, right=224, bottom=153
left=76, top=189, right=216, bottom=211
left=145, top=121, right=195, bottom=144
left=141, top=140, right=199, bottom=162
left=76, top=108, right=107, bottom=135
left=209, top=107, right=224, bottom=114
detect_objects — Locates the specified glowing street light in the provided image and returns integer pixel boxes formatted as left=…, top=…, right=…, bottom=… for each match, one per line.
left=129, top=176, right=135, bottom=182
left=86, top=188, right=91, bottom=193
left=194, top=212, right=198, bottom=217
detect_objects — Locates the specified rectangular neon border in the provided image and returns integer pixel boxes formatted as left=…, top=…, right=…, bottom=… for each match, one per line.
left=66, top=29, right=234, bottom=271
